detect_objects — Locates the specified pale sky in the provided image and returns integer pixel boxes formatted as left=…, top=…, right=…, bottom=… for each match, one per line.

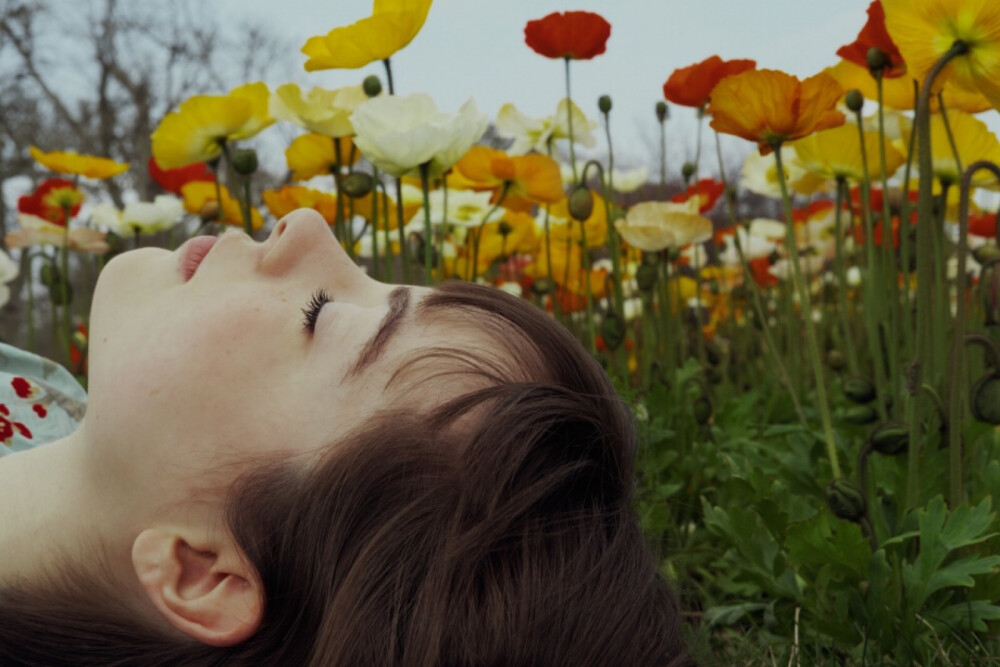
left=212, top=0, right=1000, bottom=174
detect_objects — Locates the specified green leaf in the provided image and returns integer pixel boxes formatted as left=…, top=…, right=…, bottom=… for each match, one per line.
left=703, top=601, right=770, bottom=627
left=928, top=600, right=1000, bottom=633
left=923, top=555, right=1000, bottom=600
left=785, top=512, right=872, bottom=583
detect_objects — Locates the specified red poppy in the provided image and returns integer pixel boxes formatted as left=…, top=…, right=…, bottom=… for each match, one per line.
left=836, top=1, right=906, bottom=78
left=524, top=11, right=611, bottom=60
left=792, top=200, right=835, bottom=225
left=849, top=186, right=918, bottom=223
left=749, top=256, right=778, bottom=288
left=969, top=212, right=997, bottom=239
left=148, top=157, right=214, bottom=195
left=671, top=178, right=726, bottom=213
left=17, top=178, right=83, bottom=226
left=662, top=56, right=756, bottom=108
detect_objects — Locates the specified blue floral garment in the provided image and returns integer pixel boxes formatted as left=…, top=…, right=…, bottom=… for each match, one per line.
left=0, top=342, right=86, bottom=456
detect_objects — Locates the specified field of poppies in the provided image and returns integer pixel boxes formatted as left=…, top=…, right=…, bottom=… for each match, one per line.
left=4, top=0, right=1000, bottom=663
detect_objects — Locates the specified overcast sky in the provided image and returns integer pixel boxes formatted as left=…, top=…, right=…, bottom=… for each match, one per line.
left=212, top=0, right=1000, bottom=174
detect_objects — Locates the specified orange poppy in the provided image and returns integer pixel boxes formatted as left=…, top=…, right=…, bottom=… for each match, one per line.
left=523, top=11, right=611, bottom=60
left=285, top=133, right=359, bottom=181
left=262, top=186, right=340, bottom=225
left=707, top=69, right=845, bottom=154
left=180, top=182, right=263, bottom=230
left=448, top=146, right=563, bottom=211
left=670, top=178, right=726, bottom=213
left=662, top=56, right=756, bottom=108
left=836, top=1, right=906, bottom=78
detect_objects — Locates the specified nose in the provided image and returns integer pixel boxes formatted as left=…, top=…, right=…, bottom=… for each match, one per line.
left=260, top=208, right=369, bottom=291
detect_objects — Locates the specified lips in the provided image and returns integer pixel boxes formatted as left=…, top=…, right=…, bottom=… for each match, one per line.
left=179, top=235, right=219, bottom=282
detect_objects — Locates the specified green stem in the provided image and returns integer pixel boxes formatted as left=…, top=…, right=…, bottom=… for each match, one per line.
left=419, top=162, right=433, bottom=285
left=472, top=182, right=510, bottom=282
left=834, top=179, right=862, bottom=378
left=370, top=168, right=380, bottom=281
left=774, top=146, right=842, bottom=479
left=563, top=57, right=578, bottom=184
left=877, top=73, right=902, bottom=401
left=332, top=137, right=347, bottom=251
left=659, top=113, right=668, bottom=198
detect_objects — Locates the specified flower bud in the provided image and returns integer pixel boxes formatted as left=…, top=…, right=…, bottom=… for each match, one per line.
left=531, top=277, right=555, bottom=296
left=866, top=47, right=891, bottom=73
left=655, top=101, right=669, bottom=123
left=39, top=261, right=60, bottom=287
left=600, top=314, right=625, bottom=351
left=971, top=373, right=1000, bottom=425
left=341, top=172, right=373, bottom=198
left=681, top=162, right=695, bottom=181
left=845, top=89, right=865, bottom=113
left=636, top=264, right=657, bottom=291
left=973, top=245, right=1000, bottom=265
left=232, top=148, right=258, bottom=175
left=498, top=220, right=513, bottom=237
left=870, top=422, right=909, bottom=456
left=48, top=281, right=73, bottom=307
left=199, top=200, right=220, bottom=223
left=363, top=75, right=382, bottom=97
left=598, top=95, right=612, bottom=114
left=826, top=349, right=846, bottom=372
left=843, top=377, right=876, bottom=404
left=692, top=396, right=712, bottom=424
left=825, top=479, right=867, bottom=523
left=843, top=405, right=879, bottom=425
left=568, top=186, right=594, bottom=222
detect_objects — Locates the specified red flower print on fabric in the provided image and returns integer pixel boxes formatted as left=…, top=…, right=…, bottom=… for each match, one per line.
left=32, top=404, right=48, bottom=418
left=11, top=377, right=36, bottom=399
left=0, top=403, right=34, bottom=444
left=0, top=404, right=9, bottom=416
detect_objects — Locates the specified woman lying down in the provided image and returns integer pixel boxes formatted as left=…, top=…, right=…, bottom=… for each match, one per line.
left=0, top=209, right=692, bottom=666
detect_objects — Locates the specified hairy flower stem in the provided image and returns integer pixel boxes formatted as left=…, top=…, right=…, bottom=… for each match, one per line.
left=834, top=179, right=861, bottom=378
left=419, top=162, right=433, bottom=285
left=852, top=108, right=890, bottom=422
left=774, top=146, right=842, bottom=479
left=563, top=57, right=578, bottom=184
left=659, top=114, right=668, bottom=198
left=877, top=74, right=902, bottom=399
left=907, top=40, right=969, bottom=510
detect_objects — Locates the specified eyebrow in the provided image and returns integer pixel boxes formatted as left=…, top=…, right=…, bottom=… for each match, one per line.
left=346, top=286, right=411, bottom=378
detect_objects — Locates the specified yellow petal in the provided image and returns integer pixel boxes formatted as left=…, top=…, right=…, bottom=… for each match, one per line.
left=29, top=146, right=129, bottom=179
left=791, top=125, right=905, bottom=182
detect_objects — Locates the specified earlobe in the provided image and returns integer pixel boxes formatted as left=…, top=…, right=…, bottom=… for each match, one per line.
left=132, top=528, right=263, bottom=646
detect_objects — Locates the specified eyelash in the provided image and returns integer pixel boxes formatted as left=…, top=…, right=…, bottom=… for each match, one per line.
left=301, top=288, right=331, bottom=334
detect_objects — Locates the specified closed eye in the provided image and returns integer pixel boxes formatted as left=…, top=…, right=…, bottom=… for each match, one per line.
left=302, top=288, right=332, bottom=334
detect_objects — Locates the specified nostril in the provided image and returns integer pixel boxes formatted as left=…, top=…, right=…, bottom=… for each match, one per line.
left=275, top=219, right=288, bottom=237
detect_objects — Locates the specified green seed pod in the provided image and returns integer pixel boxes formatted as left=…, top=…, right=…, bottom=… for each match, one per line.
left=866, top=46, right=891, bottom=73
left=568, top=186, right=594, bottom=222
left=845, top=89, right=865, bottom=112
left=825, top=479, right=867, bottom=523
left=681, top=162, right=695, bottom=181
left=531, top=277, right=555, bottom=296
left=600, top=314, right=626, bottom=351
left=973, top=244, right=1000, bottom=265
left=363, top=75, right=382, bottom=97
left=341, top=172, right=373, bottom=198
left=636, top=264, right=657, bottom=291
left=971, top=373, right=1000, bottom=425
left=598, top=95, right=612, bottom=114
left=48, top=281, right=73, bottom=307
left=655, top=101, right=668, bottom=123
left=231, top=148, right=258, bottom=175
left=826, top=349, right=846, bottom=372
left=692, top=396, right=712, bottom=425
left=869, top=422, right=909, bottom=456
left=843, top=405, right=879, bottom=425
left=39, top=262, right=61, bottom=287
left=844, top=377, right=876, bottom=404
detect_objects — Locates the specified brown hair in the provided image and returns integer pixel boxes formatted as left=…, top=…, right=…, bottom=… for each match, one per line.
left=0, top=281, right=692, bottom=666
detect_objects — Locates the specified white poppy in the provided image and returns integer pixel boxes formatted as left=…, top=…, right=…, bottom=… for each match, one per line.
left=91, top=195, right=184, bottom=235
left=270, top=83, right=369, bottom=138
left=496, top=98, right=597, bottom=155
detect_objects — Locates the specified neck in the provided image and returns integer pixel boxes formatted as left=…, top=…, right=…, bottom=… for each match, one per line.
left=0, top=427, right=133, bottom=588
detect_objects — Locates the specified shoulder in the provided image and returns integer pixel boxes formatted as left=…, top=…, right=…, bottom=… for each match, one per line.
left=0, top=342, right=87, bottom=456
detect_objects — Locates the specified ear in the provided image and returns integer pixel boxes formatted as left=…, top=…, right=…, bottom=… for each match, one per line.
left=132, top=528, right=263, bottom=646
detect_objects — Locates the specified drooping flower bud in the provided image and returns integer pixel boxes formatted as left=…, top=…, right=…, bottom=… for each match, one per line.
left=655, top=101, right=669, bottom=123
left=598, top=94, right=612, bottom=114
left=600, top=314, right=625, bottom=351
left=363, top=75, right=382, bottom=98
left=636, top=264, right=657, bottom=291
left=845, top=89, right=865, bottom=112
left=341, top=172, right=373, bottom=198
left=843, top=405, right=879, bottom=425
left=232, top=148, right=258, bottom=175
left=971, top=373, right=1000, bottom=425
left=826, top=349, right=846, bottom=372
left=568, top=186, right=594, bottom=222
left=40, top=261, right=60, bottom=287
left=825, top=479, right=867, bottom=523
left=869, top=422, right=909, bottom=456
left=843, top=377, right=876, bottom=404
left=973, top=245, right=1000, bottom=265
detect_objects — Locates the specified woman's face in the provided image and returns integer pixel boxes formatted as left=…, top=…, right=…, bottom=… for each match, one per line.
left=84, top=209, right=452, bottom=501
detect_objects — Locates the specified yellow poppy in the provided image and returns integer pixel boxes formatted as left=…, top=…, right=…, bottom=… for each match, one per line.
left=707, top=69, right=845, bottom=154
left=262, top=186, right=340, bottom=225
left=825, top=60, right=993, bottom=113
left=302, top=0, right=433, bottom=71
left=270, top=83, right=368, bottom=137
left=151, top=83, right=275, bottom=169
left=901, top=109, right=1000, bottom=187
left=452, top=212, right=537, bottom=278
left=791, top=124, right=906, bottom=182
left=546, top=191, right=607, bottom=248
left=448, top=146, right=563, bottom=211
left=29, top=146, right=129, bottom=179
left=530, top=239, right=608, bottom=298
left=285, top=133, right=359, bottom=181
left=180, top=181, right=263, bottom=230
left=883, top=0, right=1000, bottom=110
left=615, top=199, right=713, bottom=252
